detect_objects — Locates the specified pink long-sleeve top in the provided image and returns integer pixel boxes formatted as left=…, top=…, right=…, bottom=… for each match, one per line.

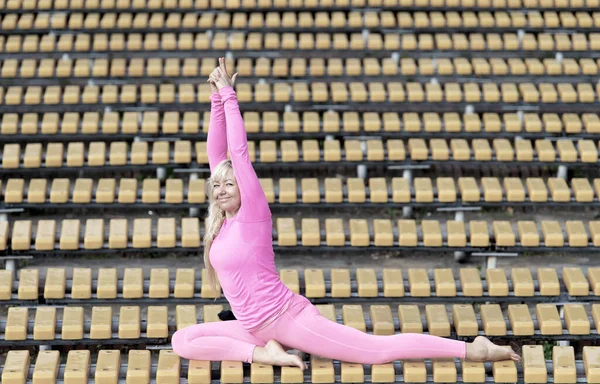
left=207, top=86, right=295, bottom=332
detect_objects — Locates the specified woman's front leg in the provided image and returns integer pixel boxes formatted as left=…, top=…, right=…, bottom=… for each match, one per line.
left=171, top=320, right=265, bottom=363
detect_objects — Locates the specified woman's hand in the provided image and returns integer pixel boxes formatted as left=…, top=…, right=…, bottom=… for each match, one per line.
left=209, top=57, right=238, bottom=90
left=208, top=68, right=221, bottom=90
left=207, top=76, right=219, bottom=94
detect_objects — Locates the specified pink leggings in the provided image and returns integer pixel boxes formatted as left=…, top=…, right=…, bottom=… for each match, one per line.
left=171, top=294, right=467, bottom=364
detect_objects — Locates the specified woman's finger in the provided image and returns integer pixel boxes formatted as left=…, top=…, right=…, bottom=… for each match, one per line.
left=222, top=58, right=229, bottom=75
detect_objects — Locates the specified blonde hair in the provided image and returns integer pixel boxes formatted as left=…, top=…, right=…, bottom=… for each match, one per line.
left=203, top=159, right=236, bottom=298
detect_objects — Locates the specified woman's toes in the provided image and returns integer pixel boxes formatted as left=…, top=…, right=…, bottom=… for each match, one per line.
left=264, top=340, right=307, bottom=369
left=485, top=339, right=520, bottom=362
left=291, top=355, right=306, bottom=370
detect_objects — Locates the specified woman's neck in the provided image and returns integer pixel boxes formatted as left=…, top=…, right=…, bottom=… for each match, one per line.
left=225, top=210, right=238, bottom=219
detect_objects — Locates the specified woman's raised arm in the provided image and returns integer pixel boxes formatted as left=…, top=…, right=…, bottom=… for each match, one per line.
left=206, top=76, right=228, bottom=172
left=211, top=58, right=270, bottom=222
left=220, top=85, right=271, bottom=222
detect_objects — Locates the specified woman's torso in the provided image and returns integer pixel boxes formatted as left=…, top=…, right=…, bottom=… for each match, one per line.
left=209, top=216, right=295, bottom=331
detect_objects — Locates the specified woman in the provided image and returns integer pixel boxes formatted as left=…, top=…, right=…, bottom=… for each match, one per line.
left=171, top=58, right=521, bottom=370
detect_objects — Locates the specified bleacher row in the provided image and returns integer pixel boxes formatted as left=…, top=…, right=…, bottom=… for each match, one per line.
left=2, top=266, right=598, bottom=301
left=0, top=0, right=598, bottom=11
left=0, top=32, right=599, bottom=54
left=4, top=176, right=600, bottom=206
left=3, top=302, right=600, bottom=343
left=2, top=217, right=600, bottom=251
left=2, top=138, right=599, bottom=172
left=2, top=111, right=600, bottom=138
left=0, top=58, right=598, bottom=81
left=1, top=347, right=597, bottom=384
left=1, top=0, right=598, bottom=381
left=1, top=81, right=600, bottom=106
left=5, top=57, right=600, bottom=79
left=4, top=10, right=600, bottom=31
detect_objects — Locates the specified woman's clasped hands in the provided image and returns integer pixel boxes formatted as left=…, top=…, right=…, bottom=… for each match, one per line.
left=208, top=57, right=238, bottom=93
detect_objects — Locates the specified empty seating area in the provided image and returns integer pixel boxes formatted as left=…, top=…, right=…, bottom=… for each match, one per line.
left=1, top=138, right=598, bottom=175
left=4, top=10, right=600, bottom=30
left=1, top=216, right=600, bottom=252
left=3, top=57, right=600, bottom=79
left=2, top=0, right=600, bottom=382
left=0, top=0, right=599, bottom=10
left=0, top=81, right=599, bottom=108
left=2, top=111, right=600, bottom=139
left=3, top=176, right=600, bottom=208
left=2, top=32, right=600, bottom=54
left=2, top=346, right=598, bottom=383
left=1, top=266, right=598, bottom=302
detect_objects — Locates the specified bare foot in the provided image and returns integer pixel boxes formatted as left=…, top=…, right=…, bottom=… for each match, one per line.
left=253, top=340, right=308, bottom=370
left=466, top=336, right=521, bottom=363
left=287, top=349, right=306, bottom=360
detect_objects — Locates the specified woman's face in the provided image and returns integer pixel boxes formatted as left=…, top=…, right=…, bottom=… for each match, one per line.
left=212, top=168, right=241, bottom=214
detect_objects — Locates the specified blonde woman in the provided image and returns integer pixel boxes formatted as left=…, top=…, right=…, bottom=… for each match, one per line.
left=171, top=58, right=521, bottom=369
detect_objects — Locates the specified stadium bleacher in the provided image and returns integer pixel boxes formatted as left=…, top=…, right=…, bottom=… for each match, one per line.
left=2, top=0, right=600, bottom=382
